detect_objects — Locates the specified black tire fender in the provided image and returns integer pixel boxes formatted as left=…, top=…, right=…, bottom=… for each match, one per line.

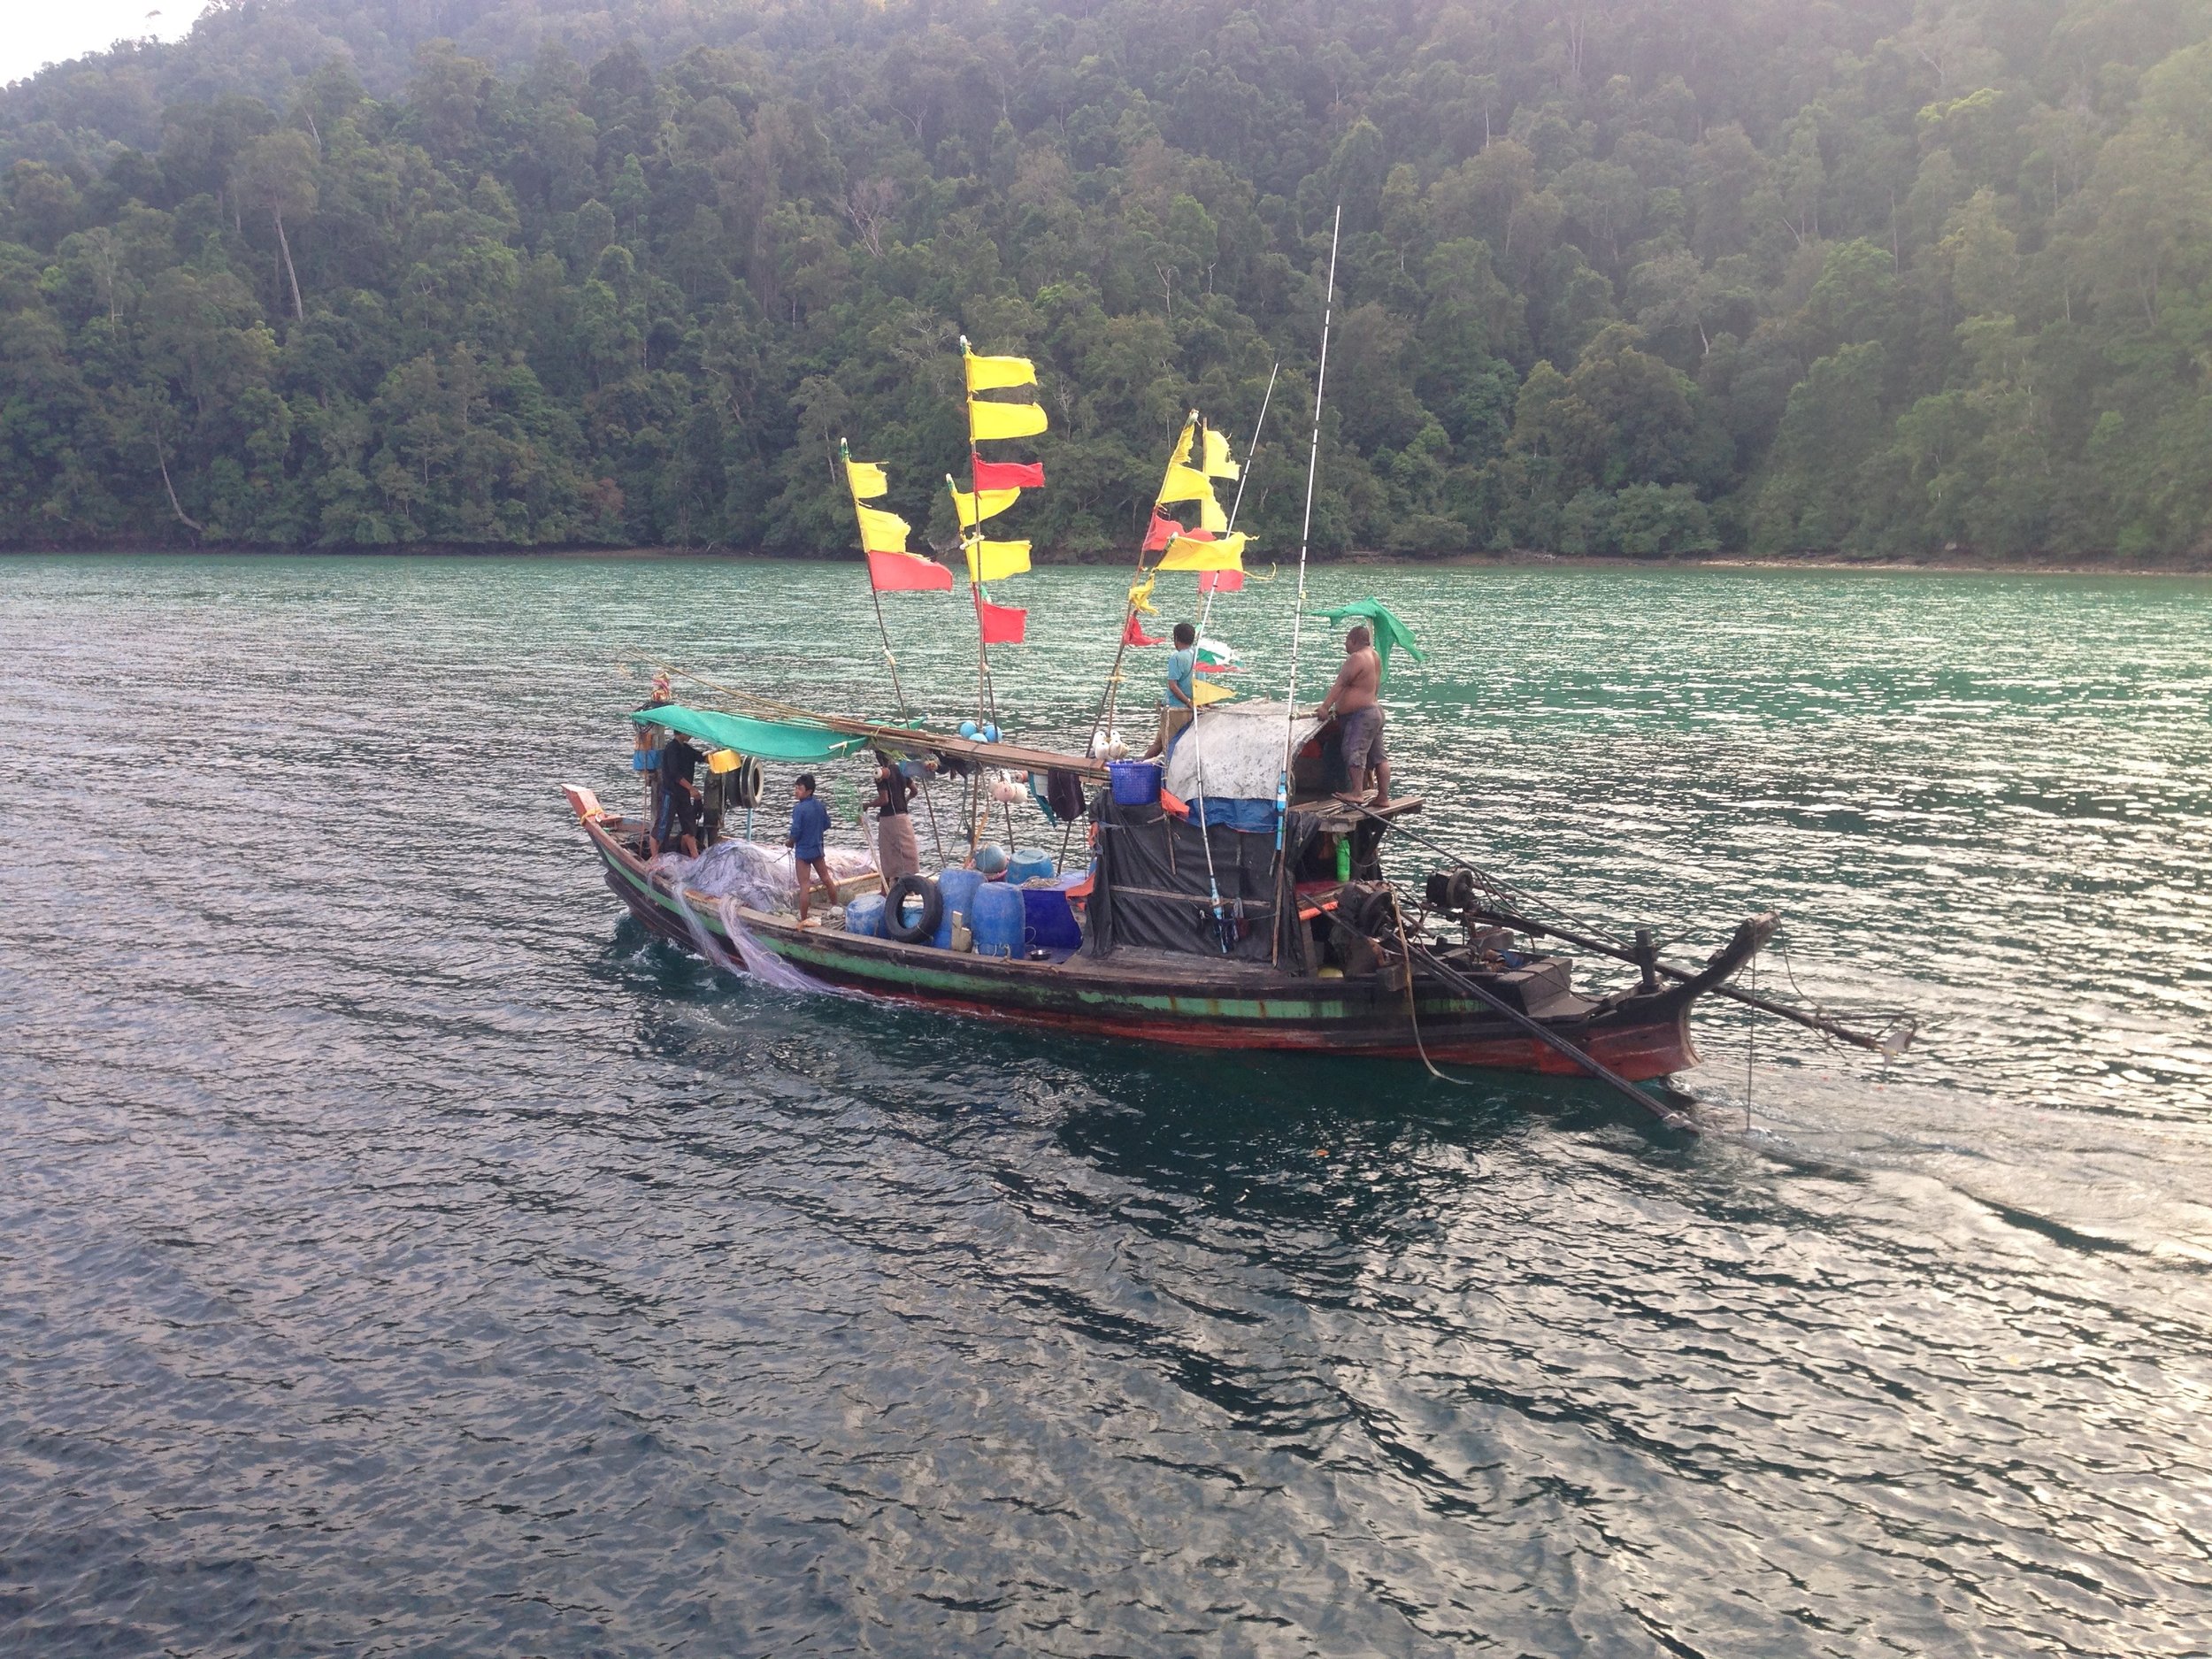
left=882, top=874, right=942, bottom=944
left=730, top=756, right=764, bottom=808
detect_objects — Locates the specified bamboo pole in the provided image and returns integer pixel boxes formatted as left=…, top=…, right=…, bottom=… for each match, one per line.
left=839, top=438, right=946, bottom=868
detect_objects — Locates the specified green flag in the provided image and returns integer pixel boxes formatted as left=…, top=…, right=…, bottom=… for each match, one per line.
left=1310, top=599, right=1425, bottom=684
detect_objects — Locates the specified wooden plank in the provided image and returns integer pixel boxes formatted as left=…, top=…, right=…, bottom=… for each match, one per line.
left=1295, top=794, right=1425, bottom=832
left=790, top=710, right=1111, bottom=780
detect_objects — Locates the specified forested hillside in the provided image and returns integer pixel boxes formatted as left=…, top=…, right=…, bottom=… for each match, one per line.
left=4, top=0, right=2210, bottom=559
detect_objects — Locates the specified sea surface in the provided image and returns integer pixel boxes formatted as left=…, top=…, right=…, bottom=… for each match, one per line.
left=4, top=553, right=2209, bottom=1656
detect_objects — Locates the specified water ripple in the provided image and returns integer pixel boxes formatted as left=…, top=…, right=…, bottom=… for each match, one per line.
left=4, top=555, right=2210, bottom=1655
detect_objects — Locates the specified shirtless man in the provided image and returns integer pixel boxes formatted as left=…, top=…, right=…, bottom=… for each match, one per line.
left=1316, top=625, right=1389, bottom=807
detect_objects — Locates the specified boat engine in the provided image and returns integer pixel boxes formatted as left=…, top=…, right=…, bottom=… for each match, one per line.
left=1424, top=867, right=1524, bottom=962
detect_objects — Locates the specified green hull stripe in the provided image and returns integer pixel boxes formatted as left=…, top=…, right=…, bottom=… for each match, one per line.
left=603, top=843, right=1498, bottom=1025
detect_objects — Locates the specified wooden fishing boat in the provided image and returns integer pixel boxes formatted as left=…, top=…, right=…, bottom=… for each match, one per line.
left=573, top=306, right=1905, bottom=1132
left=564, top=738, right=1778, bottom=1117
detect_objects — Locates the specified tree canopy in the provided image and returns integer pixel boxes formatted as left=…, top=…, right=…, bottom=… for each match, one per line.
left=3, top=0, right=2210, bottom=561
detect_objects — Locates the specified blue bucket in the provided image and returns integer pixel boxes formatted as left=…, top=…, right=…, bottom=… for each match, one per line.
left=1007, top=848, right=1055, bottom=885
left=1109, top=761, right=1161, bottom=806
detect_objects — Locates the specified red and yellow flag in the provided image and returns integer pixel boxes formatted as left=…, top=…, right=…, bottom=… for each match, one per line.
left=976, top=600, right=1026, bottom=643
left=869, top=551, right=953, bottom=591
left=1157, top=531, right=1247, bottom=572
left=972, top=456, right=1044, bottom=490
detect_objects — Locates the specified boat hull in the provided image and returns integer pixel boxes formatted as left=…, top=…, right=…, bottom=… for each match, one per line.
left=579, top=812, right=1727, bottom=1083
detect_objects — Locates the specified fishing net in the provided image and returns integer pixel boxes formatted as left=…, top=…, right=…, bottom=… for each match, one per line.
left=658, top=877, right=849, bottom=997
left=1162, top=700, right=1322, bottom=803
left=652, top=838, right=877, bottom=911
left=717, top=897, right=849, bottom=995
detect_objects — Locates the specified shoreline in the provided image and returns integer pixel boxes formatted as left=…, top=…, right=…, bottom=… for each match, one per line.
left=4, top=542, right=2206, bottom=579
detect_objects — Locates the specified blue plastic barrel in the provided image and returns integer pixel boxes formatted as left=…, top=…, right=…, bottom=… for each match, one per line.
left=936, top=867, right=985, bottom=949
left=1109, top=760, right=1161, bottom=806
left=1007, top=847, right=1055, bottom=885
left=1021, top=877, right=1084, bottom=950
left=845, top=894, right=886, bottom=938
left=969, top=880, right=1026, bottom=959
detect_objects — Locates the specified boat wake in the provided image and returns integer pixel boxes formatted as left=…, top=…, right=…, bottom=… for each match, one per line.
left=1692, top=1061, right=2212, bottom=1273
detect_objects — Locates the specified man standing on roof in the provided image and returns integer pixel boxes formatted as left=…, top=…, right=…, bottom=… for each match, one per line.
left=1142, top=621, right=1200, bottom=758
left=649, top=726, right=705, bottom=859
left=864, top=752, right=921, bottom=884
left=1316, top=624, right=1390, bottom=808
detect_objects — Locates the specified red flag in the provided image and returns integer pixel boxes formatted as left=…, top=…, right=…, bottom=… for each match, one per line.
left=1142, top=511, right=1183, bottom=552
left=1197, top=568, right=1245, bottom=594
left=1122, top=613, right=1162, bottom=647
left=977, top=600, right=1026, bottom=644
left=971, top=456, right=1045, bottom=490
left=868, top=550, right=953, bottom=592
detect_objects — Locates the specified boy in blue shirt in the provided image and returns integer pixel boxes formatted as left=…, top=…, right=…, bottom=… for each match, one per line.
left=1143, top=620, right=1199, bottom=757
left=785, top=773, right=840, bottom=924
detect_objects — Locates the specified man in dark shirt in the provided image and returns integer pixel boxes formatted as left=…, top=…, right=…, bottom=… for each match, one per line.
left=650, top=732, right=705, bottom=859
left=865, top=752, right=921, bottom=882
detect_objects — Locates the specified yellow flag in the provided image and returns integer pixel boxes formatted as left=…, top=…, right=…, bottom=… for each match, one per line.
left=1167, top=422, right=1194, bottom=467
left=1202, top=426, right=1238, bottom=480
left=965, top=350, right=1038, bottom=392
left=952, top=486, right=1021, bottom=527
left=1197, top=489, right=1228, bottom=533
left=854, top=503, right=910, bottom=554
left=965, top=538, right=1032, bottom=583
left=845, top=457, right=888, bottom=499
left=969, top=398, right=1048, bottom=442
left=1157, top=532, right=1247, bottom=572
left=1156, top=463, right=1212, bottom=503
left=1127, top=574, right=1158, bottom=614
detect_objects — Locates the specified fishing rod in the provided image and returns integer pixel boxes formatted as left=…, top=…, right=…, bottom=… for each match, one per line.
left=1342, top=800, right=1913, bottom=1056
left=1186, top=378, right=1282, bottom=956
left=1271, top=205, right=1342, bottom=966
left=1197, top=360, right=1279, bottom=642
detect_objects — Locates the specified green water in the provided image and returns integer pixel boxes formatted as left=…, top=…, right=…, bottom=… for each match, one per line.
left=4, top=553, right=2210, bottom=1655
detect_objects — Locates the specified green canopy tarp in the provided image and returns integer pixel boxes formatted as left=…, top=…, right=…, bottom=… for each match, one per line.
left=1310, top=598, right=1425, bottom=683
left=631, top=703, right=868, bottom=763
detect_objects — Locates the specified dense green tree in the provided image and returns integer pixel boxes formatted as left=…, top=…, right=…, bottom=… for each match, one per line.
left=1, top=0, right=2210, bottom=560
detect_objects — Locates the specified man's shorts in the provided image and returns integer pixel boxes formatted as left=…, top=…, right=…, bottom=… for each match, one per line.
left=655, top=786, right=701, bottom=843
left=1340, top=706, right=1386, bottom=772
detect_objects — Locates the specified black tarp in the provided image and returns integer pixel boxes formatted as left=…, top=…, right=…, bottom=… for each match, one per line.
left=1083, top=788, right=1318, bottom=969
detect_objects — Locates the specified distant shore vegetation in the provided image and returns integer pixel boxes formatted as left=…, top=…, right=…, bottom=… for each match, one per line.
left=4, top=0, right=2210, bottom=565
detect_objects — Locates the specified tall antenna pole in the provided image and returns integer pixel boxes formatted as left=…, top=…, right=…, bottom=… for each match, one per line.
left=1199, top=359, right=1279, bottom=641
left=1271, top=207, right=1341, bottom=964
left=1279, top=208, right=1341, bottom=795
left=1225, top=360, right=1279, bottom=534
